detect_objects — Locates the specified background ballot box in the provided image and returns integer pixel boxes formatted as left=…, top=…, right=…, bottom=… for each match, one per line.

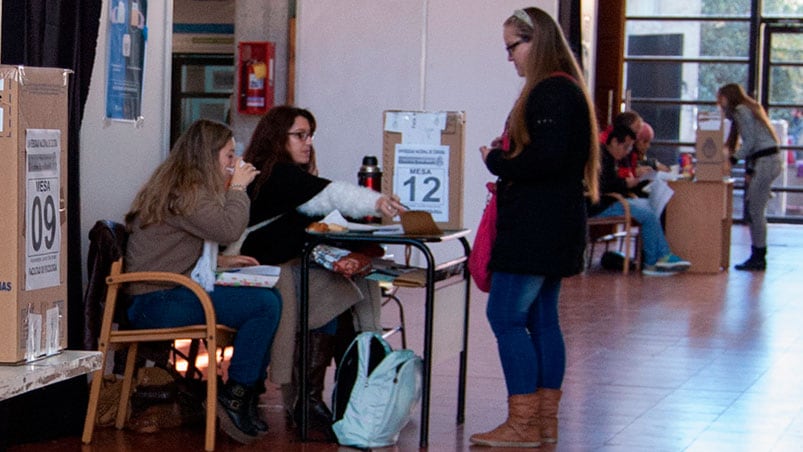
left=695, top=111, right=729, bottom=181
left=0, top=66, right=70, bottom=364
left=382, top=111, right=465, bottom=230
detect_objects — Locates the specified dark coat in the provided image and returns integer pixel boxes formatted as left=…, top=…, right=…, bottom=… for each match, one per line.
left=587, top=145, right=630, bottom=216
left=242, top=163, right=329, bottom=264
left=485, top=76, right=591, bottom=277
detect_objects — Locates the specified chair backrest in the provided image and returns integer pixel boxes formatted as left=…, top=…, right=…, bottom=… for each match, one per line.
left=83, top=220, right=129, bottom=350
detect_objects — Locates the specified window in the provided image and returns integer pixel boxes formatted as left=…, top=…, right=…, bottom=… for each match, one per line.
left=625, top=0, right=803, bottom=223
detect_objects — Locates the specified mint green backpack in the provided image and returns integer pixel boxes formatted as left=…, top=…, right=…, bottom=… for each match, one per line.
left=331, top=332, right=423, bottom=448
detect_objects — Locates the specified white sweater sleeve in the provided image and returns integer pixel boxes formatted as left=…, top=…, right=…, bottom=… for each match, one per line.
left=297, top=180, right=382, bottom=218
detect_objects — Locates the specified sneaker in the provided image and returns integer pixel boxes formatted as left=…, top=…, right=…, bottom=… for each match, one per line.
left=654, top=254, right=691, bottom=272
left=642, top=265, right=678, bottom=276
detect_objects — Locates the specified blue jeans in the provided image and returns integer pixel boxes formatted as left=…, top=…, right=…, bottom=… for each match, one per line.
left=594, top=197, right=670, bottom=265
left=486, top=272, right=565, bottom=396
left=128, top=285, right=282, bottom=386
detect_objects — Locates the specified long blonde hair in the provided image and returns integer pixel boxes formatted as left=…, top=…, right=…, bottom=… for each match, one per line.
left=126, top=119, right=233, bottom=227
left=504, top=7, right=600, bottom=202
left=717, top=83, right=779, bottom=151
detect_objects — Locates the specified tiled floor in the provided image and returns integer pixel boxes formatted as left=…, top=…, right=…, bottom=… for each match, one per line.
left=9, top=223, right=803, bottom=451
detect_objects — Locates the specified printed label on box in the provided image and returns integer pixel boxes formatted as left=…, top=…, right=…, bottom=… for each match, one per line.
left=25, top=129, right=62, bottom=290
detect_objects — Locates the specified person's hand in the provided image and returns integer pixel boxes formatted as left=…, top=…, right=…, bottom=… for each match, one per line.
left=635, top=166, right=653, bottom=178
left=230, top=157, right=260, bottom=189
left=376, top=194, right=407, bottom=217
left=625, top=175, right=639, bottom=188
left=489, top=136, right=504, bottom=149
left=480, top=145, right=492, bottom=162
left=217, top=254, right=259, bottom=268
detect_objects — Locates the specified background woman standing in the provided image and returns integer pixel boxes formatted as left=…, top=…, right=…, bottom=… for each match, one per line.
left=717, top=83, right=782, bottom=271
left=469, top=7, right=599, bottom=448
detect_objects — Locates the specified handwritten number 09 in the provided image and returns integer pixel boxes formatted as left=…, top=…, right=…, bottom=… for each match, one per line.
left=402, top=176, right=441, bottom=203
left=31, top=194, right=57, bottom=252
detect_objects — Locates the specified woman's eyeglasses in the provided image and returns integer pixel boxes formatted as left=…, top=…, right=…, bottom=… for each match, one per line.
left=288, top=131, right=314, bottom=141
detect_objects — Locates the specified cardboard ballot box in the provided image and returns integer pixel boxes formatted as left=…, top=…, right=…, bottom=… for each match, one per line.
left=382, top=110, right=465, bottom=230
left=695, top=111, right=729, bottom=182
left=0, top=66, right=70, bottom=364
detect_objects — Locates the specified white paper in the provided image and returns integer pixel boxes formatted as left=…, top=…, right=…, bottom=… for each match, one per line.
left=46, top=306, right=60, bottom=356
left=384, top=111, right=446, bottom=145
left=320, top=210, right=403, bottom=232
left=26, top=311, right=43, bottom=361
left=393, top=144, right=450, bottom=222
left=25, top=129, right=62, bottom=290
left=642, top=178, right=674, bottom=220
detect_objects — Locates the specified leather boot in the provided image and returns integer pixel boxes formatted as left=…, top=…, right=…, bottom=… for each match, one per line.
left=293, top=331, right=336, bottom=442
left=249, top=380, right=268, bottom=436
left=469, top=393, right=541, bottom=447
left=735, top=246, right=766, bottom=271
left=217, top=380, right=258, bottom=444
left=538, top=388, right=562, bottom=443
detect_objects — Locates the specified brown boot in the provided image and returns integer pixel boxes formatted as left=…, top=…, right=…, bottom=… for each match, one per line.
left=469, top=393, right=541, bottom=447
left=538, top=388, right=562, bottom=443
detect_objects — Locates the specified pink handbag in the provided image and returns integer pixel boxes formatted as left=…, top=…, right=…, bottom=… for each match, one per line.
left=468, top=182, right=497, bottom=292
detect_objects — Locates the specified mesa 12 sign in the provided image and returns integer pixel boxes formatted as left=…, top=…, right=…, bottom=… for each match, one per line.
left=25, top=129, right=62, bottom=290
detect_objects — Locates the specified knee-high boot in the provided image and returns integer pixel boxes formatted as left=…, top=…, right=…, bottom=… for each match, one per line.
left=469, top=393, right=541, bottom=447
left=293, top=331, right=336, bottom=441
left=538, top=388, right=562, bottom=443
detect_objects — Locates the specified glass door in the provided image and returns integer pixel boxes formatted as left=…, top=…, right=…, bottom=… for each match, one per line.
left=170, top=54, right=235, bottom=146
left=760, top=20, right=803, bottom=222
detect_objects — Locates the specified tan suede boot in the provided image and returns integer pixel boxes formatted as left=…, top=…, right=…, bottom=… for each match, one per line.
left=538, top=388, right=562, bottom=443
left=469, top=393, right=541, bottom=447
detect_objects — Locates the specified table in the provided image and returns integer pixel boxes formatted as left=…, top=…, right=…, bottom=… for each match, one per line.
left=299, top=229, right=471, bottom=448
left=0, top=350, right=101, bottom=447
left=666, top=179, right=734, bottom=273
left=0, top=350, right=102, bottom=401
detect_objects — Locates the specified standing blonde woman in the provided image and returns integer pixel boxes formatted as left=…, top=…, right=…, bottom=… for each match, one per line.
left=717, top=83, right=781, bottom=271
left=470, top=7, right=599, bottom=448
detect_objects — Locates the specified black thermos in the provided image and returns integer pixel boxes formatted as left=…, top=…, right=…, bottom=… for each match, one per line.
left=358, top=156, right=382, bottom=223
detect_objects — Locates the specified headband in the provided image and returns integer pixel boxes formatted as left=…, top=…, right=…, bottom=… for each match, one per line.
left=513, top=9, right=534, bottom=28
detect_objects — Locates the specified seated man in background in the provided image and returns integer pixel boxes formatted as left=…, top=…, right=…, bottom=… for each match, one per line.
left=588, top=124, right=691, bottom=276
left=620, top=121, right=671, bottom=198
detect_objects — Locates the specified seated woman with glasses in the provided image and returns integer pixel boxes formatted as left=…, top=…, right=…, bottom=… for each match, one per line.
left=238, top=105, right=406, bottom=441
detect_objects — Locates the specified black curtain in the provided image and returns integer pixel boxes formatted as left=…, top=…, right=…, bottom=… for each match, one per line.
left=1, top=0, right=102, bottom=351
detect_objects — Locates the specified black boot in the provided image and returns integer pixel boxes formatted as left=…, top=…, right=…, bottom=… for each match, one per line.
left=735, top=246, right=766, bottom=271
left=217, top=380, right=258, bottom=444
left=293, top=331, right=336, bottom=442
left=250, top=380, right=269, bottom=436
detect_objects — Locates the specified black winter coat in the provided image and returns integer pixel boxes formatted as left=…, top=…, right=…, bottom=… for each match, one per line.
left=485, top=76, right=591, bottom=277
left=242, top=163, right=330, bottom=264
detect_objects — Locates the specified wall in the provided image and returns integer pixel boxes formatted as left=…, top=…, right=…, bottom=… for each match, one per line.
left=77, top=0, right=571, bottom=275
left=79, top=0, right=173, bottom=261
left=295, top=0, right=557, bottom=261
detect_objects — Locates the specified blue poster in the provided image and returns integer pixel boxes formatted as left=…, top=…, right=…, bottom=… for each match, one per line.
left=106, top=0, right=147, bottom=121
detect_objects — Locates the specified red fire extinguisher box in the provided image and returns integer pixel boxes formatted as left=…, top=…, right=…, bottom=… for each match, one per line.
left=237, top=41, right=275, bottom=115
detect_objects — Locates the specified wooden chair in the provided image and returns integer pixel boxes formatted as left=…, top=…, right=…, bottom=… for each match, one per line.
left=82, top=221, right=235, bottom=452
left=587, top=193, right=642, bottom=274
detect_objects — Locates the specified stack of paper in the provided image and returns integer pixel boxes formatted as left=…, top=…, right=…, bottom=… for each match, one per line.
left=215, top=265, right=281, bottom=288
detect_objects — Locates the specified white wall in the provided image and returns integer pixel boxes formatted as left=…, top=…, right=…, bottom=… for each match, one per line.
left=79, top=0, right=173, bottom=263
left=77, top=0, right=564, bottom=274
left=295, top=0, right=557, bottom=260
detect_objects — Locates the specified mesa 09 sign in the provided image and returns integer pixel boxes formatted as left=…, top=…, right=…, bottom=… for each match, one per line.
left=25, top=129, right=62, bottom=290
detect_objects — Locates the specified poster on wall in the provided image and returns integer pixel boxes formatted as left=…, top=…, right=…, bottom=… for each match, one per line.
left=106, top=0, right=148, bottom=122
left=25, top=129, right=62, bottom=290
